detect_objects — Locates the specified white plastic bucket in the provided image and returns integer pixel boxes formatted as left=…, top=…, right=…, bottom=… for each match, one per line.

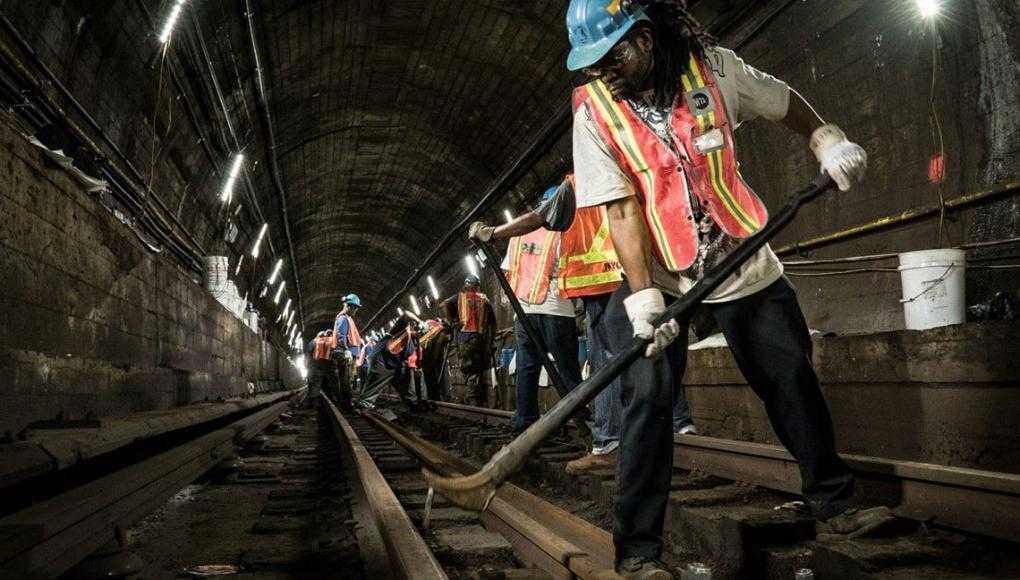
left=898, top=249, right=966, bottom=330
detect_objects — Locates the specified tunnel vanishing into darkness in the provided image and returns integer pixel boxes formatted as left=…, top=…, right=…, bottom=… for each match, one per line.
left=0, top=1, right=1019, bottom=578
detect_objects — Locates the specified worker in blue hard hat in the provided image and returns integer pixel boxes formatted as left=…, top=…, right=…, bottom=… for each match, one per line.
left=332, top=293, right=364, bottom=410
left=565, top=0, right=888, bottom=576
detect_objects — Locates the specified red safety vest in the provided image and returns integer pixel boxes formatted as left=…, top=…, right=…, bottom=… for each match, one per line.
left=506, top=228, right=560, bottom=304
left=313, top=336, right=333, bottom=361
left=458, top=290, right=489, bottom=333
left=573, top=53, right=769, bottom=272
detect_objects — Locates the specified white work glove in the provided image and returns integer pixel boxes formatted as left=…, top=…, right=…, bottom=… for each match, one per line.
left=468, top=221, right=495, bottom=243
left=623, top=288, right=682, bottom=358
left=343, top=350, right=353, bottom=364
left=810, top=124, right=867, bottom=192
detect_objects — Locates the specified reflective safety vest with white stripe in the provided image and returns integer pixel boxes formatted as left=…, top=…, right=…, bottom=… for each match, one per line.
left=573, top=53, right=769, bottom=272
left=506, top=228, right=560, bottom=304
left=558, top=204, right=623, bottom=298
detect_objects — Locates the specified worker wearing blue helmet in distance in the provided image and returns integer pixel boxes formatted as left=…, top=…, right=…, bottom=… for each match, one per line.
left=332, top=293, right=363, bottom=410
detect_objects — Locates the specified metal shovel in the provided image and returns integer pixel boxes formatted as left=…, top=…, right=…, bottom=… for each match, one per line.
left=424, top=174, right=836, bottom=511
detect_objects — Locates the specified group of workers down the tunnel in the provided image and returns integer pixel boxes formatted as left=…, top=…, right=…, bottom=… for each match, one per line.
left=1, top=0, right=1019, bottom=578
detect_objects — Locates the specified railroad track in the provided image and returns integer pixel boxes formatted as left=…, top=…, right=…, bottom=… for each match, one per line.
left=322, top=395, right=624, bottom=579
left=0, top=394, right=296, bottom=578
left=410, top=399, right=1020, bottom=579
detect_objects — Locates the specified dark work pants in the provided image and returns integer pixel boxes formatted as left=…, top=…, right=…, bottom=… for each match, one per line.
left=512, top=313, right=583, bottom=431
left=608, top=277, right=853, bottom=561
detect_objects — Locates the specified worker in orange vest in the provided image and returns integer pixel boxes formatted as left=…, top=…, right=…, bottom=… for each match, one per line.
left=332, top=294, right=363, bottom=410
left=441, top=276, right=496, bottom=406
left=564, top=0, right=889, bottom=573
left=471, top=175, right=697, bottom=469
left=304, top=330, right=338, bottom=406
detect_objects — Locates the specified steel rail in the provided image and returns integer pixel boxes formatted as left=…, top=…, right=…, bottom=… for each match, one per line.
left=424, top=400, right=1020, bottom=543
left=321, top=398, right=447, bottom=580
left=360, top=410, right=622, bottom=580
left=0, top=397, right=293, bottom=578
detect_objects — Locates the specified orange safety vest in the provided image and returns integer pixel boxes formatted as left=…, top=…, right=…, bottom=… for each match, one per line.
left=558, top=204, right=624, bottom=298
left=313, top=336, right=333, bottom=361
left=335, top=314, right=364, bottom=348
left=506, top=228, right=560, bottom=304
left=573, top=53, right=769, bottom=272
left=458, top=290, right=489, bottom=333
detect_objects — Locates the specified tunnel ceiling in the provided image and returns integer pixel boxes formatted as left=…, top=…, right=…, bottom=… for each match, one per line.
left=177, top=0, right=738, bottom=332
left=248, top=0, right=577, bottom=330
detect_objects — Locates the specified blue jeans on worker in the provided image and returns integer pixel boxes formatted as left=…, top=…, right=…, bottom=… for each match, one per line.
left=512, top=313, right=582, bottom=431
left=583, top=295, right=694, bottom=452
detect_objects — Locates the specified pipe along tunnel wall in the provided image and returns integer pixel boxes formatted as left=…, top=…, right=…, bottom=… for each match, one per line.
left=0, top=121, right=302, bottom=436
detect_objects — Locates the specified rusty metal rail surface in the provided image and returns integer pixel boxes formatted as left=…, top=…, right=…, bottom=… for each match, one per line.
left=426, top=400, right=1020, bottom=543
left=0, top=397, right=293, bottom=578
left=320, top=397, right=448, bottom=580
left=360, top=409, right=622, bottom=580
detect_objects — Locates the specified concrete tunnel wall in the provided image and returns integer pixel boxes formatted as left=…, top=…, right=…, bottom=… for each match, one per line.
left=0, top=122, right=302, bottom=436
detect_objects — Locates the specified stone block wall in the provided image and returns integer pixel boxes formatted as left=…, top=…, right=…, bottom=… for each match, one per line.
left=0, top=120, right=300, bottom=436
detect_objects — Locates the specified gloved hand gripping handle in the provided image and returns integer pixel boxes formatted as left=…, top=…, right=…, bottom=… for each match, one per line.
left=425, top=174, right=836, bottom=512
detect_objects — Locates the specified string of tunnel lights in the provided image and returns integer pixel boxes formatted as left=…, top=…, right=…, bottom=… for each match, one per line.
left=155, top=0, right=308, bottom=355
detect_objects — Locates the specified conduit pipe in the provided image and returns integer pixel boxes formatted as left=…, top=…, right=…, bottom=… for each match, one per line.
left=0, top=12, right=206, bottom=259
left=774, top=181, right=1020, bottom=256
left=244, top=0, right=306, bottom=331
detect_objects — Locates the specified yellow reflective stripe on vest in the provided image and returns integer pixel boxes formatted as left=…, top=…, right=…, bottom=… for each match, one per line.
left=585, top=81, right=681, bottom=271
left=564, top=270, right=623, bottom=289
left=682, top=56, right=760, bottom=234
left=527, top=231, right=556, bottom=303
left=564, top=215, right=619, bottom=266
left=507, top=236, right=522, bottom=290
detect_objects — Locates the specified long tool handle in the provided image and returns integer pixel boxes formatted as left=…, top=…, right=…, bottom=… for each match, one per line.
left=475, top=240, right=584, bottom=411
left=423, top=174, right=835, bottom=510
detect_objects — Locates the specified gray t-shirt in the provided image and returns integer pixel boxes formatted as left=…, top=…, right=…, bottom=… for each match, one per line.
left=573, top=47, right=790, bottom=303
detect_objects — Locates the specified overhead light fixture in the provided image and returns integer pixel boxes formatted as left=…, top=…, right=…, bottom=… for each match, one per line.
left=282, top=298, right=292, bottom=319
left=286, top=310, right=296, bottom=327
left=503, top=209, right=514, bottom=224
left=273, top=280, right=286, bottom=304
left=397, top=307, right=404, bottom=317
left=410, top=295, right=421, bottom=315
left=234, top=254, right=244, bottom=276
left=916, top=0, right=938, bottom=18
left=465, top=254, right=479, bottom=278
left=251, top=223, right=268, bottom=259
left=158, top=0, right=187, bottom=44
left=267, top=258, right=284, bottom=285
left=427, top=275, right=440, bottom=300
left=260, top=285, right=268, bottom=298
left=220, top=153, right=245, bottom=203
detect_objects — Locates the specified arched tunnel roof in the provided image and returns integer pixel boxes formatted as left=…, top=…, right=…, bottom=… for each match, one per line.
left=255, top=1, right=578, bottom=330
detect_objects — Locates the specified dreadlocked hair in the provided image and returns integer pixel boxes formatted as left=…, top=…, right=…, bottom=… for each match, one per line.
left=630, top=0, right=716, bottom=108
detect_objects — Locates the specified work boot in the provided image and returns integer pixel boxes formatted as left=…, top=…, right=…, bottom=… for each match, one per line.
left=615, top=557, right=673, bottom=580
left=816, top=506, right=897, bottom=539
left=565, top=449, right=618, bottom=475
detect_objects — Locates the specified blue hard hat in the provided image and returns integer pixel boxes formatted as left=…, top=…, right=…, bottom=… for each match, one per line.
left=566, top=0, right=650, bottom=71
left=344, top=293, right=362, bottom=307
